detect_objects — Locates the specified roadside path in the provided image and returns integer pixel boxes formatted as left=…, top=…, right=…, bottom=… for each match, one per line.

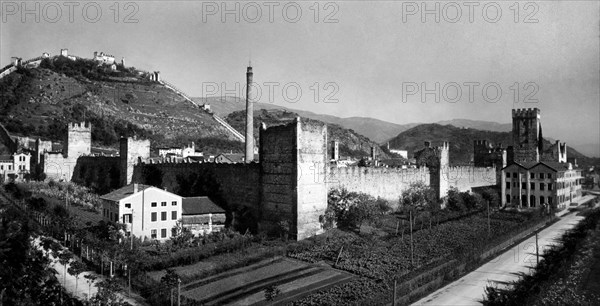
left=412, top=212, right=585, bottom=305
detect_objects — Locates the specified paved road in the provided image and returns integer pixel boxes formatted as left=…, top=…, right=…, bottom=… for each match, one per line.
left=412, top=212, right=585, bottom=306
left=33, top=237, right=143, bottom=305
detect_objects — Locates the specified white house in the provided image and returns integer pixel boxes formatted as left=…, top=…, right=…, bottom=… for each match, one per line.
left=100, top=184, right=183, bottom=241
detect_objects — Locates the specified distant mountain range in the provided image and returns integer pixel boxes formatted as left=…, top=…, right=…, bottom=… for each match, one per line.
left=195, top=97, right=598, bottom=159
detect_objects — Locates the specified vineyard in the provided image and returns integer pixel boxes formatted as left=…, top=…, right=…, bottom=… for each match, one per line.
left=289, top=211, right=548, bottom=305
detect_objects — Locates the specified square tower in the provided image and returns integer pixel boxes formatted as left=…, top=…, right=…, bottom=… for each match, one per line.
left=512, top=108, right=541, bottom=163
left=66, top=122, right=91, bottom=158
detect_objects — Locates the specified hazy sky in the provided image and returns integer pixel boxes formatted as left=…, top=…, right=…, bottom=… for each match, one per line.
left=2, top=1, right=599, bottom=147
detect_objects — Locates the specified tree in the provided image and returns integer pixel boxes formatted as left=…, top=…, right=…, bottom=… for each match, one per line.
left=400, top=182, right=437, bottom=227
left=57, top=250, right=73, bottom=287
left=264, top=284, right=281, bottom=301
left=161, top=268, right=180, bottom=306
left=446, top=187, right=466, bottom=212
left=67, top=259, right=88, bottom=294
left=91, top=278, right=126, bottom=305
left=84, top=273, right=98, bottom=300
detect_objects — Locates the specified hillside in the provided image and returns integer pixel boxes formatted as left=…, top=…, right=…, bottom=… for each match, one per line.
left=389, top=124, right=599, bottom=168
left=0, top=58, right=242, bottom=153
left=193, top=97, right=518, bottom=144
left=225, top=109, right=390, bottom=160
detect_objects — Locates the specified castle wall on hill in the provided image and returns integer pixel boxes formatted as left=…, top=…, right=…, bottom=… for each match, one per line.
left=327, top=167, right=431, bottom=205
left=0, top=123, right=17, bottom=154
left=42, top=153, right=76, bottom=181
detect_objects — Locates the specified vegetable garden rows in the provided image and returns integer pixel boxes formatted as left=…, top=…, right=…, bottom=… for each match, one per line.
left=288, top=211, right=546, bottom=305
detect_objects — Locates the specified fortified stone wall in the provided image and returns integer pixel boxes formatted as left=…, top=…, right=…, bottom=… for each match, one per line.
left=131, top=161, right=261, bottom=226
left=327, top=167, right=431, bottom=204
left=442, top=166, right=497, bottom=192
left=71, top=156, right=121, bottom=192
left=0, top=123, right=17, bottom=154
left=42, top=153, right=75, bottom=180
left=259, top=121, right=297, bottom=234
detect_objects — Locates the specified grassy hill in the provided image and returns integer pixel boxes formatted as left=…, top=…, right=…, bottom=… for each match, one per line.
left=389, top=124, right=599, bottom=168
left=225, top=109, right=390, bottom=160
left=0, top=58, right=242, bottom=153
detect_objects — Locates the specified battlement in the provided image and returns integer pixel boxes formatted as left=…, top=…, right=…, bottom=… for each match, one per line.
left=512, top=108, right=540, bottom=118
left=68, top=122, right=91, bottom=131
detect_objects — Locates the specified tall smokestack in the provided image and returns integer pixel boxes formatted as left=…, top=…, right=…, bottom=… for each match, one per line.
left=245, top=65, right=254, bottom=162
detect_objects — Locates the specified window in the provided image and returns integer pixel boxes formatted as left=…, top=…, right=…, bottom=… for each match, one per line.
left=540, top=196, right=545, bottom=204
left=530, top=183, right=535, bottom=190
left=123, top=214, right=132, bottom=223
left=161, top=212, right=167, bottom=221
left=151, top=212, right=157, bottom=222
left=548, top=183, right=553, bottom=191
left=151, top=202, right=157, bottom=207
left=151, top=229, right=157, bottom=239
left=530, top=195, right=536, bottom=207
left=548, top=197, right=553, bottom=205
left=506, top=182, right=510, bottom=189
left=548, top=173, right=553, bottom=179
left=506, top=195, right=511, bottom=203
left=513, top=182, right=517, bottom=187
left=0, top=166, right=3, bottom=170
left=172, top=201, right=177, bottom=206
left=530, top=173, right=535, bottom=179
left=161, top=201, right=167, bottom=207
left=540, top=183, right=545, bottom=191
left=521, top=183, right=526, bottom=190
left=513, top=172, right=517, bottom=178
left=161, top=228, right=167, bottom=238
left=172, top=211, right=177, bottom=220
left=125, top=203, right=131, bottom=208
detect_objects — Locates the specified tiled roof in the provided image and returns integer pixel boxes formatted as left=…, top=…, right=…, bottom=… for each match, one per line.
left=503, top=161, right=575, bottom=172
left=182, top=197, right=225, bottom=215
left=100, top=184, right=152, bottom=202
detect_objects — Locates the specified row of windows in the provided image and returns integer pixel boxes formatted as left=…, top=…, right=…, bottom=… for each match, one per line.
left=150, top=228, right=177, bottom=239
left=103, top=209, right=119, bottom=222
left=124, top=201, right=178, bottom=209
left=506, top=182, right=553, bottom=191
left=506, top=195, right=553, bottom=206
left=18, top=156, right=27, bottom=161
left=0, top=165, right=12, bottom=170
left=151, top=211, right=178, bottom=222
left=150, top=201, right=177, bottom=207
left=510, top=172, right=553, bottom=180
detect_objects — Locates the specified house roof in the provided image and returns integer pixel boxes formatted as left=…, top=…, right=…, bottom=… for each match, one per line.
left=100, top=184, right=153, bottom=202
left=216, top=153, right=245, bottom=163
left=503, top=161, right=575, bottom=172
left=182, top=197, right=225, bottom=215
left=0, top=155, right=12, bottom=161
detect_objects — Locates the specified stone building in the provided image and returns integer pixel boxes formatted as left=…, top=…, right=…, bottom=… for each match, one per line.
left=100, top=183, right=182, bottom=241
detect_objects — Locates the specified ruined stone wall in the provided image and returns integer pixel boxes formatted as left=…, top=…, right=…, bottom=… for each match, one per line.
left=442, top=166, right=497, bottom=193
left=259, top=121, right=298, bottom=235
left=120, top=137, right=150, bottom=186
left=296, top=120, right=328, bottom=240
left=132, top=161, right=261, bottom=227
left=0, top=122, right=17, bottom=154
left=328, top=167, right=431, bottom=204
left=42, top=153, right=75, bottom=180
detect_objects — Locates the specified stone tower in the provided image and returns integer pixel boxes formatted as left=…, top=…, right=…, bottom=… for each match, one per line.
left=65, top=122, right=91, bottom=158
left=245, top=65, right=254, bottom=162
left=120, top=137, right=151, bottom=186
left=512, top=108, right=541, bottom=163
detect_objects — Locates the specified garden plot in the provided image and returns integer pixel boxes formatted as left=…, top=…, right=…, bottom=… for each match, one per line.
left=181, top=258, right=354, bottom=305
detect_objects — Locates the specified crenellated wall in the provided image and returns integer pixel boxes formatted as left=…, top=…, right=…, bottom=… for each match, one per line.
left=441, top=166, right=498, bottom=192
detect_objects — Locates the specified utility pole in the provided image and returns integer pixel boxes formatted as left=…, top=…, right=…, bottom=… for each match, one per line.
left=410, top=210, right=414, bottom=266
left=487, top=200, right=491, bottom=236
left=535, top=232, right=539, bottom=265
left=177, top=278, right=181, bottom=306
left=392, top=279, right=397, bottom=305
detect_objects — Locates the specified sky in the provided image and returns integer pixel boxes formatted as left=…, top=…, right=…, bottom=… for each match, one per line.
left=1, top=0, right=599, bottom=149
